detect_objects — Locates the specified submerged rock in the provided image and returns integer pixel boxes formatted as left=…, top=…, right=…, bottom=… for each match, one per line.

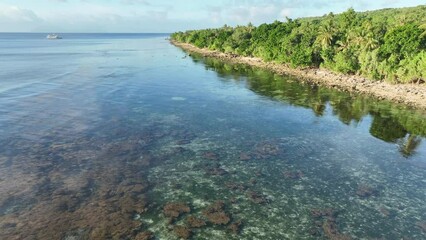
left=378, top=207, right=392, bottom=217
left=118, top=193, right=148, bottom=214
left=249, top=178, right=257, bottom=185
left=206, top=164, right=228, bottom=176
left=282, top=170, right=304, bottom=180
left=134, top=231, right=154, bottom=240
left=310, top=208, right=350, bottom=240
left=246, top=191, right=269, bottom=204
left=311, top=208, right=338, bottom=220
left=322, top=219, right=351, bottom=240
left=239, top=152, right=251, bottom=161
left=228, top=220, right=243, bottom=235
left=416, top=221, right=426, bottom=233
left=308, top=227, right=320, bottom=236
left=356, top=185, right=378, bottom=198
left=254, top=141, right=280, bottom=158
left=177, top=139, right=192, bottom=145
left=202, top=201, right=231, bottom=225
left=225, top=182, right=248, bottom=191
left=163, top=203, right=191, bottom=222
left=186, top=216, right=206, bottom=228
left=206, top=211, right=230, bottom=225
left=173, top=225, right=192, bottom=239
left=202, top=151, right=219, bottom=161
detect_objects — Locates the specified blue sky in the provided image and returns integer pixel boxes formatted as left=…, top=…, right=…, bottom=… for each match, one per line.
left=0, top=0, right=424, bottom=32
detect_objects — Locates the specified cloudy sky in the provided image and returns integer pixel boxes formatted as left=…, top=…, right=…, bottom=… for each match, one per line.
left=0, top=0, right=424, bottom=33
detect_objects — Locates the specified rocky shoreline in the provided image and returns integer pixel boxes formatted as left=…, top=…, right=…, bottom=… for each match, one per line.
left=171, top=40, right=426, bottom=111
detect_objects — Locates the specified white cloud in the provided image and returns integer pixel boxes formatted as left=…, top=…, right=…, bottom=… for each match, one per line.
left=0, top=6, right=41, bottom=22
left=280, top=8, right=292, bottom=18
left=228, top=5, right=279, bottom=23
left=204, top=2, right=294, bottom=26
left=0, top=0, right=424, bottom=32
left=0, top=5, right=43, bottom=31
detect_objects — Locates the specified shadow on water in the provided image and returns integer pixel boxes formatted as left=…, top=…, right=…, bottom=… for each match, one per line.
left=190, top=53, right=426, bottom=158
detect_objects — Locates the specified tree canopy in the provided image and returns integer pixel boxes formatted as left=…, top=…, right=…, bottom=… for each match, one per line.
left=172, top=5, right=426, bottom=84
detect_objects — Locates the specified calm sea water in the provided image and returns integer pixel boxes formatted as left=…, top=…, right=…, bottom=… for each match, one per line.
left=0, top=33, right=425, bottom=239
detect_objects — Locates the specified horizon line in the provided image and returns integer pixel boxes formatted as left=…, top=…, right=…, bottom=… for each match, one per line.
left=0, top=32, right=172, bottom=34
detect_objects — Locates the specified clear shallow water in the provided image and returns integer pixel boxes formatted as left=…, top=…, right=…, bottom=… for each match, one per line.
left=0, top=33, right=425, bottom=240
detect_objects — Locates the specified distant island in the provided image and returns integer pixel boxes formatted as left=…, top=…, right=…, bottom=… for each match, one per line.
left=171, top=5, right=426, bottom=109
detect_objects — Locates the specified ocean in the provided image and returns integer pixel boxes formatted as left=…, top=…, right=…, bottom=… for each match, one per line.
left=0, top=33, right=425, bottom=239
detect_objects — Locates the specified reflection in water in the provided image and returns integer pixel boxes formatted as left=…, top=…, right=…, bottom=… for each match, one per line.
left=195, top=54, right=426, bottom=157
left=0, top=35, right=425, bottom=240
left=398, top=134, right=423, bottom=158
left=370, top=113, right=407, bottom=143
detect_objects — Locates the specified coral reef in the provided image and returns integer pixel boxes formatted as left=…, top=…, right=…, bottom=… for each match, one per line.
left=202, top=201, right=231, bottom=225
left=356, top=185, right=378, bottom=198
left=228, top=220, right=243, bottom=235
left=322, top=219, right=352, bottom=240
left=135, top=231, right=154, bottom=240
left=186, top=216, right=206, bottom=228
left=378, top=207, right=392, bottom=217
left=282, top=170, right=304, bottom=180
left=311, top=208, right=338, bottom=220
left=249, top=178, right=257, bottom=185
left=205, top=164, right=228, bottom=176
left=254, top=141, right=280, bottom=159
left=246, top=191, right=269, bottom=204
left=202, top=151, right=219, bottom=161
left=311, top=208, right=351, bottom=240
left=225, top=182, right=248, bottom=192
left=163, top=203, right=191, bottom=222
left=173, top=225, right=192, bottom=239
left=239, top=152, right=251, bottom=161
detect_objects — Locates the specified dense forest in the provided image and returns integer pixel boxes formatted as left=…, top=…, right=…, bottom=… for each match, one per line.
left=171, top=5, right=426, bottom=84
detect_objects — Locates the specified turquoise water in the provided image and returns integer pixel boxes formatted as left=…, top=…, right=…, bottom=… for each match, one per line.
left=0, top=33, right=425, bottom=239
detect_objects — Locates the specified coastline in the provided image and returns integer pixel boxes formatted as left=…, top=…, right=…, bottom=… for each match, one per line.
left=171, top=40, right=426, bottom=111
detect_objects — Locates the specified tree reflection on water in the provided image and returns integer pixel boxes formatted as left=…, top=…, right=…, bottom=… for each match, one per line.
left=192, top=54, right=426, bottom=157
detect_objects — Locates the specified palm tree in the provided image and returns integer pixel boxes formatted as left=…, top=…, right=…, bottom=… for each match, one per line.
left=420, top=22, right=426, bottom=37
left=353, top=22, right=379, bottom=51
left=398, top=134, right=422, bottom=158
left=336, top=39, right=349, bottom=52
left=316, top=22, right=335, bottom=49
left=396, top=15, right=408, bottom=26
left=363, top=33, right=379, bottom=51
left=247, top=22, right=254, bottom=33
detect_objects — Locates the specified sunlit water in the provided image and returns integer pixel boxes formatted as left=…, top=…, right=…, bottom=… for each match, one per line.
left=0, top=33, right=425, bottom=240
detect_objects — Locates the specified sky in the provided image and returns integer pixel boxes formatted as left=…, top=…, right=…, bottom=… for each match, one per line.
left=0, top=0, right=424, bottom=33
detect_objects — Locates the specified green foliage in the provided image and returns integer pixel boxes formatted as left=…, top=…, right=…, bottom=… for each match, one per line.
left=397, top=51, right=426, bottom=83
left=358, top=49, right=381, bottom=79
left=379, top=23, right=425, bottom=62
left=333, top=49, right=359, bottom=74
left=370, top=114, right=407, bottom=142
left=171, top=5, right=426, bottom=83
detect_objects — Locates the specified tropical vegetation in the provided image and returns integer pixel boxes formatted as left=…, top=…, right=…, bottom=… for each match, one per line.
left=171, top=5, right=426, bottom=84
